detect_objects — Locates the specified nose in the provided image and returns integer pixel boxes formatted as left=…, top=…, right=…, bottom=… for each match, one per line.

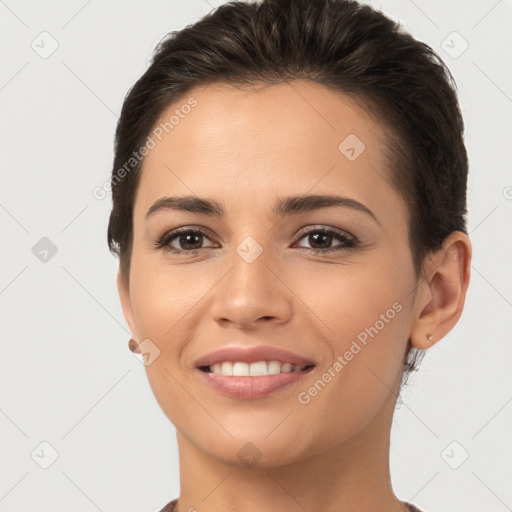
left=209, top=245, right=293, bottom=330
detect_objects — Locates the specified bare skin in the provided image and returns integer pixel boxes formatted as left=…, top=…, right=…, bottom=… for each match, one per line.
left=117, top=80, right=471, bottom=512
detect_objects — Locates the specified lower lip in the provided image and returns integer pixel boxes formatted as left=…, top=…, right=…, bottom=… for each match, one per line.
left=196, top=366, right=315, bottom=399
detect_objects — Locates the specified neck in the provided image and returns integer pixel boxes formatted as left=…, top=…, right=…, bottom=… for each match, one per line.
left=174, top=388, right=407, bottom=512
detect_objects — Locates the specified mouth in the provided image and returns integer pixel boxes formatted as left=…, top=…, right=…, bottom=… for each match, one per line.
left=196, top=361, right=316, bottom=399
left=194, top=345, right=317, bottom=399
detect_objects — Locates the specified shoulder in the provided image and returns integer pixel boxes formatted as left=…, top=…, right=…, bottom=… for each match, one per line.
left=157, top=498, right=424, bottom=512
left=157, top=497, right=178, bottom=512
left=405, top=504, right=425, bottom=512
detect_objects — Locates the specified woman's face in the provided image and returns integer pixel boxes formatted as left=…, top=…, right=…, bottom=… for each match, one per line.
left=119, top=80, right=421, bottom=467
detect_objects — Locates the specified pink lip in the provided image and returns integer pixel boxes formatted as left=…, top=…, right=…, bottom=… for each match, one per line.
left=194, top=346, right=316, bottom=400
left=196, top=366, right=315, bottom=399
left=194, top=345, right=316, bottom=368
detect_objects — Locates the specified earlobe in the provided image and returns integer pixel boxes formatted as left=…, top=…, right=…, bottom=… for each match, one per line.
left=116, top=270, right=137, bottom=338
left=410, top=331, right=435, bottom=350
left=410, top=231, right=472, bottom=350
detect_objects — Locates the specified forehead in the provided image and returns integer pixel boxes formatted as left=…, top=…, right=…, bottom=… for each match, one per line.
left=146, top=80, right=379, bottom=160
left=135, top=80, right=406, bottom=224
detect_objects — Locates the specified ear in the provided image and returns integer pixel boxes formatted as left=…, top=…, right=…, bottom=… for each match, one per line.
left=410, top=231, right=472, bottom=349
left=117, top=270, right=138, bottom=340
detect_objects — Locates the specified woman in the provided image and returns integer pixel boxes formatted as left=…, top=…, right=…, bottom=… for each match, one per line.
left=108, top=1, right=471, bottom=510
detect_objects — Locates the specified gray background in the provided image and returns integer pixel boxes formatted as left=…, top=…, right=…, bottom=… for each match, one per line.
left=1, top=0, right=511, bottom=511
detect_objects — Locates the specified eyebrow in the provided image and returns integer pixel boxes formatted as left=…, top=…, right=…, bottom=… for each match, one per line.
left=145, top=194, right=379, bottom=224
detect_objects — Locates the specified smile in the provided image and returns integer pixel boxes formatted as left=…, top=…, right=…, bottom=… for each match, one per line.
left=194, top=345, right=317, bottom=399
left=197, top=363, right=315, bottom=399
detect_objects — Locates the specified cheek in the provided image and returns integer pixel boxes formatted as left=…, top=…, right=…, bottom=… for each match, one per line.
left=129, top=253, right=209, bottom=340
left=293, top=256, right=410, bottom=354
left=288, top=259, right=412, bottom=435
left=128, top=262, right=206, bottom=428
left=128, top=256, right=220, bottom=387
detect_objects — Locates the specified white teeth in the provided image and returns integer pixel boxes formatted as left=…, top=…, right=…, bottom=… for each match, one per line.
left=232, top=362, right=249, bottom=376
left=249, top=361, right=268, bottom=376
left=267, top=361, right=281, bottom=375
left=220, top=362, right=233, bottom=376
left=281, top=363, right=293, bottom=373
left=208, top=360, right=307, bottom=376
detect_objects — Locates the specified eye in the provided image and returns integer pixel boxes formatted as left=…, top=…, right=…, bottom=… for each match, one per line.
left=155, top=227, right=216, bottom=255
left=293, top=226, right=357, bottom=253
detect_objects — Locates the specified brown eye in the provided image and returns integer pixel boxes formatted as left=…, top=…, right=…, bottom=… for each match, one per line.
left=156, top=228, right=216, bottom=254
left=294, top=227, right=357, bottom=253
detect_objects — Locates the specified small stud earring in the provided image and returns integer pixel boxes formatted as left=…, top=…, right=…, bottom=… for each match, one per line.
left=427, top=334, right=433, bottom=342
left=129, top=338, right=141, bottom=354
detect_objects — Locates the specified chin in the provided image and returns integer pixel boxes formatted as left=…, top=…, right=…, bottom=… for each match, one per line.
left=207, top=439, right=310, bottom=470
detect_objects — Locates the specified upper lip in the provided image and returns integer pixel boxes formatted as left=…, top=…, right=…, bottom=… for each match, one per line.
left=195, top=345, right=316, bottom=368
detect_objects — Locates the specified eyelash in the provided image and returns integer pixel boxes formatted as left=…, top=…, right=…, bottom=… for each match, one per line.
left=154, top=226, right=358, bottom=256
